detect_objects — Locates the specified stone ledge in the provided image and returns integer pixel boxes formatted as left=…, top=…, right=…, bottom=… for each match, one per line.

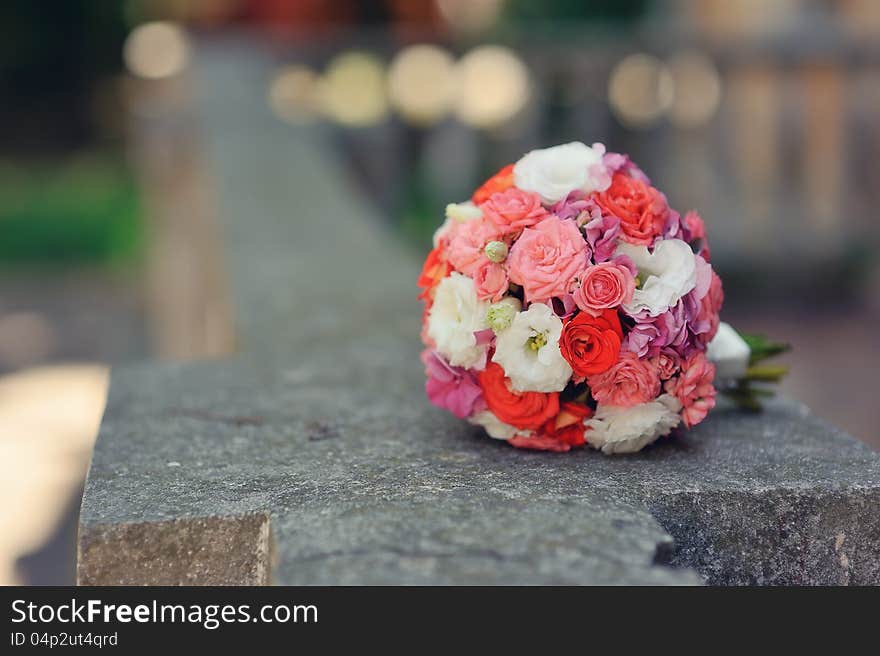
left=78, top=514, right=271, bottom=586
left=78, top=353, right=880, bottom=584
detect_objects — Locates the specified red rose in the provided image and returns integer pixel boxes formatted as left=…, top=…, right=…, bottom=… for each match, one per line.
left=545, top=401, right=593, bottom=447
left=507, top=434, right=572, bottom=452
left=508, top=402, right=592, bottom=452
left=593, top=173, right=669, bottom=246
left=559, top=309, right=623, bottom=378
left=472, top=164, right=515, bottom=205
left=478, top=362, right=559, bottom=431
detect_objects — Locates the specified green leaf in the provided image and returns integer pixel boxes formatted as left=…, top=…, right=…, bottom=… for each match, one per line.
left=738, top=332, right=791, bottom=365
left=745, top=365, right=790, bottom=382
left=721, top=387, right=764, bottom=412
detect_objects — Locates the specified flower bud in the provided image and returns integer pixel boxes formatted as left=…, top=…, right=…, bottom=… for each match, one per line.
left=445, top=202, right=482, bottom=223
left=484, top=240, right=508, bottom=263
left=486, top=297, right=522, bottom=333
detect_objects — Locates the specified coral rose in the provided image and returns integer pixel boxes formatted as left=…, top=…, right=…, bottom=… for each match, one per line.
left=478, top=362, right=560, bottom=431
left=651, top=347, right=681, bottom=381
left=479, top=188, right=549, bottom=235
left=472, top=163, right=515, bottom=205
left=593, top=173, right=669, bottom=246
left=417, top=246, right=451, bottom=305
left=506, top=435, right=572, bottom=452
left=667, top=352, right=716, bottom=428
left=506, top=216, right=588, bottom=303
left=586, top=351, right=661, bottom=407
left=559, top=309, right=623, bottom=378
left=573, top=261, right=635, bottom=316
left=694, top=270, right=723, bottom=348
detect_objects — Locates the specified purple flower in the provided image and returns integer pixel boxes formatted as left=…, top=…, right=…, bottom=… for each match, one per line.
left=551, top=190, right=595, bottom=222
left=583, top=213, right=621, bottom=263
left=422, top=350, right=484, bottom=419
left=680, top=256, right=714, bottom=350
left=660, top=208, right=683, bottom=241
left=549, top=294, right=579, bottom=320
left=603, top=151, right=651, bottom=185
left=626, top=254, right=715, bottom=358
left=623, top=303, right=689, bottom=358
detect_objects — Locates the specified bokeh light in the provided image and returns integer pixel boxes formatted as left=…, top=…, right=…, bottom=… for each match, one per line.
left=319, top=51, right=389, bottom=127
left=267, top=65, right=321, bottom=124
left=387, top=45, right=458, bottom=126
left=667, top=51, right=723, bottom=128
left=435, top=0, right=505, bottom=34
left=122, top=21, right=190, bottom=80
left=455, top=45, right=531, bottom=129
left=608, top=53, right=674, bottom=128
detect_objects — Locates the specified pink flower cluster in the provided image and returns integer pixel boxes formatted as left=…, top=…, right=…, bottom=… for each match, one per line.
left=419, top=142, right=722, bottom=454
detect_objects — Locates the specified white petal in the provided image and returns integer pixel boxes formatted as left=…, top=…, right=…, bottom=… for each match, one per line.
left=618, top=239, right=697, bottom=316
left=513, top=141, right=607, bottom=204
left=585, top=395, right=682, bottom=455
left=707, top=322, right=750, bottom=380
left=427, top=273, right=489, bottom=368
left=492, top=303, right=572, bottom=392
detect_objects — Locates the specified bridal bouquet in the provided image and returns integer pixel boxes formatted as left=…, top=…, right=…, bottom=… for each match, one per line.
left=419, top=142, right=787, bottom=454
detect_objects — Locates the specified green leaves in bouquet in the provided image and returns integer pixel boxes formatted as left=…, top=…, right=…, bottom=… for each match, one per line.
left=741, top=333, right=791, bottom=366
left=722, top=332, right=791, bottom=412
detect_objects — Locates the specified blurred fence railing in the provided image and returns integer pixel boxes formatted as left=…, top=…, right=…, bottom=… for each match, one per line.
left=261, top=22, right=880, bottom=298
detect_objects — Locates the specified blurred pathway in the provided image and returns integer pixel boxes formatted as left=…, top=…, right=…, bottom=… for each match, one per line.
left=0, top=365, right=108, bottom=584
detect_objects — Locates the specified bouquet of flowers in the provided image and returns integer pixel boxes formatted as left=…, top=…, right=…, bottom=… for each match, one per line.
left=419, top=142, right=787, bottom=454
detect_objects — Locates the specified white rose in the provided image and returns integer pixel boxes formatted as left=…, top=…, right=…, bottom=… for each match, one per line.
left=468, top=410, right=522, bottom=440
left=492, top=302, right=572, bottom=393
left=707, top=322, right=751, bottom=380
left=585, top=394, right=682, bottom=455
left=617, top=239, right=697, bottom=317
left=427, top=273, right=490, bottom=368
left=513, top=141, right=609, bottom=204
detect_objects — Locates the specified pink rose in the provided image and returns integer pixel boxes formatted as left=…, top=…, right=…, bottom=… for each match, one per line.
left=573, top=261, right=635, bottom=316
left=651, top=347, right=681, bottom=380
left=473, top=260, right=509, bottom=302
left=666, top=352, right=716, bottom=428
left=683, top=210, right=710, bottom=261
left=507, top=217, right=588, bottom=303
left=480, top=188, right=550, bottom=235
left=446, top=217, right=503, bottom=276
left=693, top=270, right=723, bottom=349
left=586, top=351, right=660, bottom=407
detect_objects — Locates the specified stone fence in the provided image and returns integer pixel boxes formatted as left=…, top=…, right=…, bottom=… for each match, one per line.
left=77, top=39, right=880, bottom=585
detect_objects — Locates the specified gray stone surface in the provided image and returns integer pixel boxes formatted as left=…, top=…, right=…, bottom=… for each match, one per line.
left=78, top=39, right=880, bottom=585
left=83, top=354, right=880, bottom=584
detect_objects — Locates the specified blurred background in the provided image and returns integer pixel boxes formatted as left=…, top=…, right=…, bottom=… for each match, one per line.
left=1, top=0, right=878, bottom=584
